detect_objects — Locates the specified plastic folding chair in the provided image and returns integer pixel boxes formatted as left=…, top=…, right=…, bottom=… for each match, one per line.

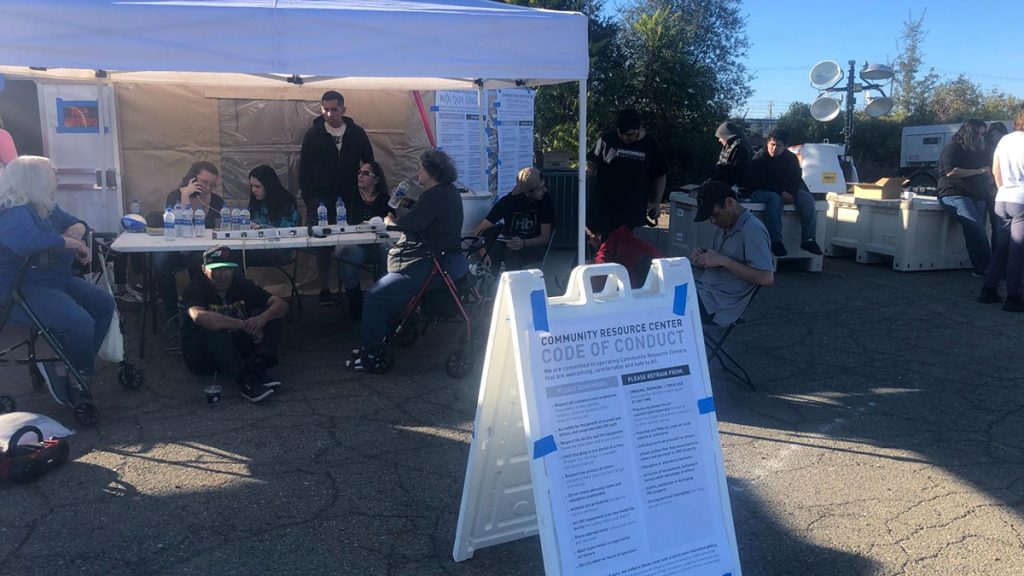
left=703, top=286, right=761, bottom=391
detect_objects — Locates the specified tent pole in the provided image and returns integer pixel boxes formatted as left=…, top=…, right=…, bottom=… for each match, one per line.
left=577, top=80, right=587, bottom=266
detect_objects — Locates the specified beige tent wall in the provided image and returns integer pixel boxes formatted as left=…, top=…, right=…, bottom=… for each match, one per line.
left=115, top=83, right=436, bottom=295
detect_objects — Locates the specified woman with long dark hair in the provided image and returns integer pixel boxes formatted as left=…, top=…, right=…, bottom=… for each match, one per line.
left=937, top=119, right=992, bottom=277
left=244, top=165, right=299, bottom=267
left=981, top=106, right=1024, bottom=311
left=248, top=165, right=299, bottom=229
left=336, top=160, right=390, bottom=320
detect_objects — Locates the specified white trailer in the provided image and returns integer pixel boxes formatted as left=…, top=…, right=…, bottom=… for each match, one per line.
left=900, top=121, right=1011, bottom=189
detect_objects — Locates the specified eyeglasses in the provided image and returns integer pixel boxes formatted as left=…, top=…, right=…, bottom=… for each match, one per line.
left=358, top=170, right=376, bottom=177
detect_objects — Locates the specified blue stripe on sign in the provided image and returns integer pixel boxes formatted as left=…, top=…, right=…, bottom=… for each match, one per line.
left=531, top=289, right=549, bottom=331
left=673, top=283, right=688, bottom=316
left=533, top=435, right=557, bottom=459
left=698, top=397, right=716, bottom=414
left=429, top=105, right=439, bottom=112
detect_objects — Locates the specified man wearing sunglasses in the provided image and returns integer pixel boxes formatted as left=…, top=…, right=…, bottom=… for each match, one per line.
left=586, top=109, right=668, bottom=235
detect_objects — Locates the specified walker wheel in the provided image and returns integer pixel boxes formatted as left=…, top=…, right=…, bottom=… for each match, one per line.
left=364, top=346, right=395, bottom=375
left=73, top=402, right=100, bottom=426
left=445, top=350, right=472, bottom=379
left=393, top=323, right=419, bottom=347
left=118, top=364, right=145, bottom=390
left=0, top=395, right=16, bottom=414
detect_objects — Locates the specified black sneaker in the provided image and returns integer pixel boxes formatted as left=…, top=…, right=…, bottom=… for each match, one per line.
left=800, top=240, right=823, bottom=255
left=36, top=361, right=72, bottom=406
left=1003, top=296, right=1024, bottom=313
left=240, top=379, right=275, bottom=402
left=771, top=241, right=788, bottom=257
left=318, top=289, right=334, bottom=307
left=979, top=286, right=1002, bottom=303
left=254, top=364, right=284, bottom=387
left=970, top=270, right=988, bottom=279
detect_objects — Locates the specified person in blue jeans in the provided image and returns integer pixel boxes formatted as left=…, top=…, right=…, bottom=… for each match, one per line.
left=347, top=149, right=466, bottom=372
left=981, top=105, right=1024, bottom=311
left=0, top=156, right=115, bottom=404
left=936, top=119, right=992, bottom=277
left=335, top=160, right=391, bottom=321
left=747, top=129, right=822, bottom=257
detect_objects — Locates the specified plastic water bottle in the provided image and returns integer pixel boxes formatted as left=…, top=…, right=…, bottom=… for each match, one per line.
left=163, top=206, right=175, bottom=241
left=129, top=198, right=140, bottom=215
left=231, top=205, right=242, bottom=232
left=317, top=202, right=328, bottom=227
left=388, top=180, right=410, bottom=210
left=336, top=198, right=347, bottom=225
left=182, top=205, right=194, bottom=238
left=240, top=206, right=251, bottom=230
left=194, top=207, right=205, bottom=238
left=173, top=203, right=183, bottom=237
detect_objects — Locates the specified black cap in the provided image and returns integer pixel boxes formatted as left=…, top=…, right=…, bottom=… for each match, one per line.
left=202, top=246, right=237, bottom=270
left=694, top=181, right=736, bottom=222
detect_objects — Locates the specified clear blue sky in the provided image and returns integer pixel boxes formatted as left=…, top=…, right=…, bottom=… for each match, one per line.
left=604, top=1, right=1024, bottom=119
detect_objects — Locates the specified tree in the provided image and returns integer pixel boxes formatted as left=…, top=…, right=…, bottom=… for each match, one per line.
left=502, top=1, right=626, bottom=158
left=979, top=89, right=1023, bottom=121
left=893, top=10, right=939, bottom=119
left=616, top=0, right=751, bottom=184
left=926, top=75, right=985, bottom=122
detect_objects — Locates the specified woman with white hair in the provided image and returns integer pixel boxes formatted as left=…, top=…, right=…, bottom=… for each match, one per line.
left=0, top=156, right=115, bottom=402
left=0, top=113, right=17, bottom=168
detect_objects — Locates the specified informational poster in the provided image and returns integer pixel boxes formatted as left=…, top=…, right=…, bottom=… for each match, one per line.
left=493, top=88, right=535, bottom=197
left=527, top=306, right=732, bottom=575
left=433, top=90, right=485, bottom=194
left=453, top=259, right=741, bottom=576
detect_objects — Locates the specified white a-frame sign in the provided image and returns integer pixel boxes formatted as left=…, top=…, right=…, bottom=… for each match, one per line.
left=454, top=259, right=742, bottom=575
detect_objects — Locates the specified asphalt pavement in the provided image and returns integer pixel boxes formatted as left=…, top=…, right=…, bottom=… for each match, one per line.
left=2, top=252, right=1023, bottom=576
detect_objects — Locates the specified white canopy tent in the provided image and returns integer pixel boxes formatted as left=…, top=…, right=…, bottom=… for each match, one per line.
left=0, top=0, right=591, bottom=261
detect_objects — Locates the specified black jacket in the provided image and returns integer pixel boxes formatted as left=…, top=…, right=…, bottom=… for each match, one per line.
left=712, top=134, right=752, bottom=191
left=748, top=148, right=807, bottom=195
left=299, top=116, right=375, bottom=208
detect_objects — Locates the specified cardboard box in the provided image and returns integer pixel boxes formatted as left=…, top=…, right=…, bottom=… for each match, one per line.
left=851, top=177, right=905, bottom=199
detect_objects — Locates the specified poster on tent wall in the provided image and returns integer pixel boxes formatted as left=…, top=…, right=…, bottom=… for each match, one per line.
left=433, top=90, right=485, bottom=194
left=493, top=88, right=535, bottom=198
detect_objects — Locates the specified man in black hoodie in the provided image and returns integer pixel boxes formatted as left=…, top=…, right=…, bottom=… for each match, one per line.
left=299, top=90, right=376, bottom=306
left=711, top=121, right=752, bottom=193
left=748, top=129, right=822, bottom=257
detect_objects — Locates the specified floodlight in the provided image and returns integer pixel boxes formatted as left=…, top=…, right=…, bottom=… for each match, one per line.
left=860, top=63, right=893, bottom=82
left=864, top=96, right=894, bottom=117
left=809, top=97, right=841, bottom=121
left=809, top=60, right=843, bottom=89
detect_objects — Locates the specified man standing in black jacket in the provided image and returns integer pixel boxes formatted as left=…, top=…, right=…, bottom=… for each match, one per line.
left=300, top=90, right=376, bottom=306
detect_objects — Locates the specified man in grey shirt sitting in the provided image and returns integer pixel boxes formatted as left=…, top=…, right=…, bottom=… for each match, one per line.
left=690, top=180, right=775, bottom=326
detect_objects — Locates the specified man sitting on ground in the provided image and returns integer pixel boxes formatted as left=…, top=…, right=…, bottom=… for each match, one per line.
left=471, top=167, right=555, bottom=273
left=181, top=246, right=289, bottom=403
left=747, top=128, right=822, bottom=257
left=690, top=180, right=774, bottom=326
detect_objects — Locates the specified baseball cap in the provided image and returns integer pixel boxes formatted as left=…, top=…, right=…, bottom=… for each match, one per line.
left=202, top=246, right=237, bottom=269
left=694, top=180, right=736, bottom=222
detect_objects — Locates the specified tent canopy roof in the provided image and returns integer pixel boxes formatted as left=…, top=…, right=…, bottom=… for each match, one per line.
left=0, top=0, right=589, bottom=89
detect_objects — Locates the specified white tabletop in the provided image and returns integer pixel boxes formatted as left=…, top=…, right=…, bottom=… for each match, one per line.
left=111, top=229, right=396, bottom=253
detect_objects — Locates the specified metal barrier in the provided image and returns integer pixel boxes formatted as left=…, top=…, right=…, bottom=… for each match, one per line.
left=541, top=170, right=584, bottom=250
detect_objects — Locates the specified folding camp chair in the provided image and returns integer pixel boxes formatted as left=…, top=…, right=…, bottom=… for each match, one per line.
left=703, top=286, right=761, bottom=391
